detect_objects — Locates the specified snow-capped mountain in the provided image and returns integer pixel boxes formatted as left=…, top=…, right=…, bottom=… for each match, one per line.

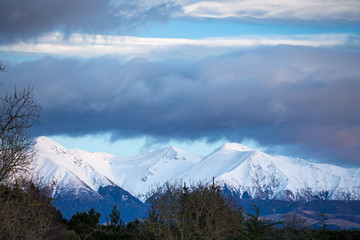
left=32, top=137, right=360, bottom=205
left=30, top=136, right=360, bottom=226
left=32, top=137, right=147, bottom=222
left=185, top=143, right=360, bottom=201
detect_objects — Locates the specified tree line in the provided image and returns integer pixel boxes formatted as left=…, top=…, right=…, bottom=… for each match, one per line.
left=61, top=180, right=360, bottom=240
left=1, top=178, right=360, bottom=239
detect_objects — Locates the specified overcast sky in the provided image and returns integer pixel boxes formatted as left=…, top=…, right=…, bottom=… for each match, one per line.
left=1, top=0, right=360, bottom=167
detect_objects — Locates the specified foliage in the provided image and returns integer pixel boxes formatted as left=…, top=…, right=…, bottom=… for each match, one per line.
left=68, top=208, right=101, bottom=239
left=107, top=203, right=123, bottom=230
left=234, top=205, right=282, bottom=240
left=63, top=184, right=360, bottom=240
left=143, top=179, right=244, bottom=240
left=0, top=180, right=70, bottom=239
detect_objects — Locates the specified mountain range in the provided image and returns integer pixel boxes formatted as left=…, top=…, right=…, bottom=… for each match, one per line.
left=31, top=136, right=360, bottom=228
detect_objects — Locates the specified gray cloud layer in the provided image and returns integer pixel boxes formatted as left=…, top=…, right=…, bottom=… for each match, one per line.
left=182, top=0, right=360, bottom=21
left=2, top=46, right=360, bottom=166
left=0, top=0, right=181, bottom=43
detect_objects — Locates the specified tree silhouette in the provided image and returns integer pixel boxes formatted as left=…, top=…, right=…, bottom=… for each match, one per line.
left=107, top=203, right=123, bottom=230
left=68, top=208, right=101, bottom=239
left=241, top=205, right=281, bottom=240
left=0, top=87, right=41, bottom=184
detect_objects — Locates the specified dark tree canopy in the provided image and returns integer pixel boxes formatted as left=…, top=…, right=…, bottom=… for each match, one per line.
left=0, top=180, right=69, bottom=239
left=144, top=180, right=244, bottom=240
left=68, top=208, right=101, bottom=239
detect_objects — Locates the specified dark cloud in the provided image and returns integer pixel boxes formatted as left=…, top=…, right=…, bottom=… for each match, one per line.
left=0, top=0, right=181, bottom=43
left=1, top=46, right=360, bottom=167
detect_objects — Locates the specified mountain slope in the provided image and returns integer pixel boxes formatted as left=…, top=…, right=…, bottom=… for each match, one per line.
left=181, top=143, right=360, bottom=201
left=107, top=146, right=202, bottom=200
left=32, top=137, right=147, bottom=222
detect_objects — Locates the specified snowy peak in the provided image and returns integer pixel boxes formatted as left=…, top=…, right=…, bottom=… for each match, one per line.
left=36, top=136, right=68, bottom=154
left=108, top=146, right=202, bottom=201
left=180, top=144, right=256, bottom=184
left=157, top=146, right=185, bottom=160
left=36, top=136, right=59, bottom=145
left=216, top=142, right=253, bottom=153
left=166, top=146, right=182, bottom=152
left=156, top=146, right=201, bottom=162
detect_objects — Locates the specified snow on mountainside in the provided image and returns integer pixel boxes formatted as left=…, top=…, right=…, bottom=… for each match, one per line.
left=107, top=146, right=203, bottom=200
left=34, top=136, right=116, bottom=196
left=32, top=137, right=203, bottom=201
left=181, top=142, right=360, bottom=201
left=33, top=137, right=147, bottom=222
left=32, top=137, right=360, bottom=203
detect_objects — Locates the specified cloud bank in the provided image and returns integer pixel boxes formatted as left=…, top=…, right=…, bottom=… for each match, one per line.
left=1, top=0, right=359, bottom=167
left=0, top=33, right=351, bottom=59
left=0, top=0, right=181, bottom=43
left=2, top=0, right=359, bottom=45
left=2, top=46, right=360, bottom=166
left=182, top=0, right=360, bottom=21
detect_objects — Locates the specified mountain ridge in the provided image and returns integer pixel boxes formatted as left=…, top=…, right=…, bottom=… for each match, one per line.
left=33, top=136, right=360, bottom=202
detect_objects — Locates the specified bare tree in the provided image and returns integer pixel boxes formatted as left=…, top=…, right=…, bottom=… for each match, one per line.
left=282, top=213, right=310, bottom=239
left=0, top=64, right=70, bottom=239
left=0, top=87, right=41, bottom=184
left=0, top=63, right=41, bottom=185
